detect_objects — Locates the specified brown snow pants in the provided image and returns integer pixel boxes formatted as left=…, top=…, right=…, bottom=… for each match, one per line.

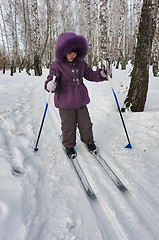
left=59, top=106, right=93, bottom=148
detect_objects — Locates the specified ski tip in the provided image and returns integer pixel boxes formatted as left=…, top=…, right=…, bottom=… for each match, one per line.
left=125, top=143, right=132, bottom=149
left=34, top=147, right=38, bottom=152
left=89, top=193, right=97, bottom=199
left=87, top=189, right=97, bottom=199
left=119, top=185, right=128, bottom=192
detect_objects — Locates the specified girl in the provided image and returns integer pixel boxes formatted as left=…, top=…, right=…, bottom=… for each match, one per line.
left=45, top=32, right=109, bottom=158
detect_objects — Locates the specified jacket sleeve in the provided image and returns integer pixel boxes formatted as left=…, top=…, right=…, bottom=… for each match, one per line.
left=44, top=61, right=61, bottom=92
left=83, top=62, right=108, bottom=82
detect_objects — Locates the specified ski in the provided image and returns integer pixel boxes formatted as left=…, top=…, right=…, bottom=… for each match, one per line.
left=68, top=156, right=96, bottom=199
left=88, top=149, right=127, bottom=191
left=60, top=135, right=96, bottom=199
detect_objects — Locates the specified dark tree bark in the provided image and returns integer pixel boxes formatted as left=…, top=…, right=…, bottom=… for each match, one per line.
left=34, top=54, right=42, bottom=76
left=3, top=58, right=6, bottom=74
left=122, top=0, right=158, bottom=112
left=152, top=7, right=159, bottom=77
left=10, top=60, right=14, bottom=76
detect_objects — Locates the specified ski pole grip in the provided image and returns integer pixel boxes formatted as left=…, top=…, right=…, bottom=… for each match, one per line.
left=106, top=58, right=110, bottom=66
left=52, top=74, right=56, bottom=83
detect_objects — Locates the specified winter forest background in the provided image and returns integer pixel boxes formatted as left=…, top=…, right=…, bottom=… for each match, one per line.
left=0, top=0, right=159, bottom=111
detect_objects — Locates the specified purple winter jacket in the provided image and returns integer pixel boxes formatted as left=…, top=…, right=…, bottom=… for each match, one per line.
left=45, top=32, right=107, bottom=109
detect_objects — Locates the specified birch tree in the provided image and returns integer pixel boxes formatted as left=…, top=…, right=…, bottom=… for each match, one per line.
left=31, top=0, right=42, bottom=76
left=48, top=1, right=58, bottom=65
left=131, top=0, right=142, bottom=63
left=128, top=0, right=134, bottom=60
left=21, top=0, right=32, bottom=74
left=100, top=0, right=108, bottom=62
left=8, top=0, right=19, bottom=76
left=0, top=4, right=10, bottom=68
left=122, top=0, right=158, bottom=112
left=83, top=0, right=93, bottom=67
left=107, top=0, right=113, bottom=60
left=116, top=0, right=127, bottom=69
left=0, top=21, right=6, bottom=73
left=152, top=6, right=159, bottom=77
left=40, top=0, right=51, bottom=65
left=92, top=0, right=100, bottom=66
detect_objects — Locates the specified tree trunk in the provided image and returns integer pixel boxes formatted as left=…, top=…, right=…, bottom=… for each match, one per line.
left=122, top=0, right=158, bottom=112
left=0, top=21, right=6, bottom=74
left=10, top=60, right=14, bottom=76
left=152, top=7, right=159, bottom=77
left=32, top=0, right=42, bottom=76
left=100, top=0, right=108, bottom=62
left=40, top=0, right=50, bottom=62
left=116, top=0, right=126, bottom=69
left=131, top=0, right=142, bottom=64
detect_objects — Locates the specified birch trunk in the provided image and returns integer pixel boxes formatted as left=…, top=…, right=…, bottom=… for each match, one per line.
left=85, top=0, right=93, bottom=67
left=100, top=0, right=108, bottom=62
left=31, top=0, right=42, bottom=76
left=0, top=19, right=6, bottom=73
left=152, top=6, right=159, bottom=77
left=116, top=0, right=126, bottom=69
left=122, top=0, right=158, bottom=112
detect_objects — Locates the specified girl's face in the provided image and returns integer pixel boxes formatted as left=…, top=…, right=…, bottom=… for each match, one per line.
left=66, top=52, right=77, bottom=62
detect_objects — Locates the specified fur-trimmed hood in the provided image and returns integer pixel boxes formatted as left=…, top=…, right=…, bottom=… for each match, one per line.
left=55, top=32, right=88, bottom=63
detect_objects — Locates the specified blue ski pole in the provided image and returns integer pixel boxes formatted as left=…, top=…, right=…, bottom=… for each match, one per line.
left=34, top=74, right=56, bottom=152
left=104, top=58, right=132, bottom=149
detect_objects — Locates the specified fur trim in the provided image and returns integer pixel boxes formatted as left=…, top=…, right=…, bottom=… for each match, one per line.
left=55, top=33, right=88, bottom=63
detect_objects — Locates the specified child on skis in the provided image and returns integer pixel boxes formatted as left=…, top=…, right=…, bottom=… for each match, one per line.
left=44, top=32, right=110, bottom=158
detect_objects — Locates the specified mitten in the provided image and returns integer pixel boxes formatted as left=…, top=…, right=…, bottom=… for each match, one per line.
left=100, top=66, right=112, bottom=79
left=47, top=81, right=57, bottom=92
left=100, top=69, right=107, bottom=78
left=104, top=66, right=112, bottom=76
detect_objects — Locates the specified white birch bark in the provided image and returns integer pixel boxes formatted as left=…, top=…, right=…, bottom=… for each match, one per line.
left=128, top=0, right=134, bottom=60
left=0, top=21, right=6, bottom=73
left=0, top=5, right=10, bottom=59
left=99, top=0, right=108, bottom=62
left=108, top=0, right=112, bottom=60
left=92, top=0, right=100, bottom=66
left=31, top=0, right=42, bottom=75
left=116, top=0, right=126, bottom=69
left=8, top=0, right=16, bottom=76
left=132, top=0, right=142, bottom=60
left=152, top=6, right=159, bottom=76
left=85, top=0, right=93, bottom=67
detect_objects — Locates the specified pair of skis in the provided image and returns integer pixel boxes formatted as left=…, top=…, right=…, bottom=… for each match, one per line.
left=66, top=148, right=127, bottom=199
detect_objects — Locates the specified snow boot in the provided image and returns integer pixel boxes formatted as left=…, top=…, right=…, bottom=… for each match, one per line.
left=86, top=142, right=97, bottom=154
left=65, top=147, right=77, bottom=159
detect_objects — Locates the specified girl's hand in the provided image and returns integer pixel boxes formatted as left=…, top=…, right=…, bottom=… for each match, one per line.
left=104, top=66, right=112, bottom=76
left=47, top=81, right=57, bottom=92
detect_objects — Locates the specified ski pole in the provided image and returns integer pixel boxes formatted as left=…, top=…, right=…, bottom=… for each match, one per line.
left=34, top=74, right=56, bottom=152
left=104, top=58, right=132, bottom=149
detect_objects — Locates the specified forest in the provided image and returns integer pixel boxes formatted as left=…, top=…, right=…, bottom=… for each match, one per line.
left=0, top=0, right=159, bottom=111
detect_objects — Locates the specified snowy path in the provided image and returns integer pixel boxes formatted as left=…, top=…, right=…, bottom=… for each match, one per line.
left=0, top=67, right=159, bottom=240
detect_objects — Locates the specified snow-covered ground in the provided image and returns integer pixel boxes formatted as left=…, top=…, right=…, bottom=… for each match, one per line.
left=0, top=64, right=159, bottom=240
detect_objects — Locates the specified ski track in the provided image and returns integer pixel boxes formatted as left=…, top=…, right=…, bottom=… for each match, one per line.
left=46, top=98, right=116, bottom=240
left=0, top=71, right=159, bottom=240
left=46, top=79, right=159, bottom=239
left=45, top=89, right=158, bottom=240
left=76, top=148, right=156, bottom=240
left=35, top=82, right=159, bottom=239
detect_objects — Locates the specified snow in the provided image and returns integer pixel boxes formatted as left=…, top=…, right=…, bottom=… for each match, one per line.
left=0, top=64, right=159, bottom=240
